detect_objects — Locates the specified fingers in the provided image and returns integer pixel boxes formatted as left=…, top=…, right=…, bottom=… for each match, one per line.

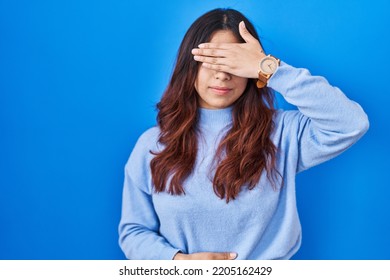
left=239, top=21, right=264, bottom=54
left=195, top=61, right=230, bottom=73
left=191, top=22, right=262, bottom=78
left=226, top=252, right=238, bottom=260
left=193, top=54, right=227, bottom=67
left=191, top=47, right=232, bottom=72
left=197, top=42, right=235, bottom=50
left=211, top=252, right=237, bottom=260
left=191, top=46, right=230, bottom=70
left=191, top=47, right=226, bottom=58
left=192, top=47, right=232, bottom=72
left=181, top=252, right=238, bottom=260
left=239, top=21, right=256, bottom=43
left=204, top=252, right=238, bottom=260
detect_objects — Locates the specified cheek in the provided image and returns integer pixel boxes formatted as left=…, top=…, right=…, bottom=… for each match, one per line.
left=194, top=67, right=211, bottom=92
left=194, top=78, right=199, bottom=92
left=236, top=78, right=248, bottom=95
left=194, top=70, right=203, bottom=92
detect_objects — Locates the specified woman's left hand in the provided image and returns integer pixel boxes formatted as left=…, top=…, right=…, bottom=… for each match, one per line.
left=191, top=21, right=265, bottom=79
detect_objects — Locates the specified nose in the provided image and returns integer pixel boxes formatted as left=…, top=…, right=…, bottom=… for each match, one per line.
left=214, top=70, right=231, bottom=81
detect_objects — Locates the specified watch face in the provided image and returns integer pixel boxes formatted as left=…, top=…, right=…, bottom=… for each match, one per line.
left=260, top=57, right=278, bottom=75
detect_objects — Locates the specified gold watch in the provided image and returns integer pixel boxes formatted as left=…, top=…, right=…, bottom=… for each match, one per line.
left=256, top=54, right=280, bottom=88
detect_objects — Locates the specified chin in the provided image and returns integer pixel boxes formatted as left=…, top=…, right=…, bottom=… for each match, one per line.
left=211, top=104, right=230, bottom=109
left=200, top=98, right=234, bottom=109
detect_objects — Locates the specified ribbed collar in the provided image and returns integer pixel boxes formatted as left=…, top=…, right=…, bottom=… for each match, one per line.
left=197, top=106, right=233, bottom=129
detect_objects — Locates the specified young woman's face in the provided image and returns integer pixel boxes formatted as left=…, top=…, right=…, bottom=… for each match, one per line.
left=194, top=30, right=248, bottom=110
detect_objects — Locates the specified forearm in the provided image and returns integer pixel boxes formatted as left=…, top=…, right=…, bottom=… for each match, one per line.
left=119, top=223, right=180, bottom=260
left=269, top=62, right=369, bottom=171
left=269, top=62, right=369, bottom=137
left=119, top=168, right=180, bottom=260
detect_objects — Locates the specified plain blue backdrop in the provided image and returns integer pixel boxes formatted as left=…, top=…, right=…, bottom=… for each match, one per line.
left=1, top=0, right=389, bottom=259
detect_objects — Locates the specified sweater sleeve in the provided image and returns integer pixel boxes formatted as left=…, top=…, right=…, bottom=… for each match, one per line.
left=268, top=62, right=369, bottom=173
left=118, top=130, right=181, bottom=260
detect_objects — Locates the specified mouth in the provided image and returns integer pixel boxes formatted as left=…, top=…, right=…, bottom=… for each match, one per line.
left=209, top=86, right=232, bottom=95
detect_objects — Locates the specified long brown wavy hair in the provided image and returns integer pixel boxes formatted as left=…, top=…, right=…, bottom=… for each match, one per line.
left=150, top=8, right=278, bottom=202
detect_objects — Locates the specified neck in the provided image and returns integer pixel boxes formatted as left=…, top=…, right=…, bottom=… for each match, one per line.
left=198, top=106, right=233, bottom=130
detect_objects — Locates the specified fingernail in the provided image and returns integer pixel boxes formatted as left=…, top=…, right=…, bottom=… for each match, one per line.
left=229, top=252, right=238, bottom=259
left=240, top=21, right=245, bottom=28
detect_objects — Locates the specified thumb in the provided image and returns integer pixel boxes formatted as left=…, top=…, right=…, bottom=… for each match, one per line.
left=239, top=21, right=256, bottom=43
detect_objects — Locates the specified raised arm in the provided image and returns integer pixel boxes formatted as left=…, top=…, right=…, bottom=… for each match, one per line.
left=191, top=21, right=369, bottom=172
left=269, top=63, right=369, bottom=171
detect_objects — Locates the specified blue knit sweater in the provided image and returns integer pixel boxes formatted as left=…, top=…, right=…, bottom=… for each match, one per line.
left=118, top=62, right=369, bottom=260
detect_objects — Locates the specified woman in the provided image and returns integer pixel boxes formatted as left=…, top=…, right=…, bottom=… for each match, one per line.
left=118, top=8, right=369, bottom=260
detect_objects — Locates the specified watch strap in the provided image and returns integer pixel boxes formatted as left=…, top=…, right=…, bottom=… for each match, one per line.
left=256, top=55, right=280, bottom=89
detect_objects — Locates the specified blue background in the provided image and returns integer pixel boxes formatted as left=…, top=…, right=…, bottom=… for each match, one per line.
left=1, top=0, right=389, bottom=259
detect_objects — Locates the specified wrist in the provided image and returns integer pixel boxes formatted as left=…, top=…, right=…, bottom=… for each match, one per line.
left=256, top=54, right=280, bottom=88
left=252, top=52, right=266, bottom=79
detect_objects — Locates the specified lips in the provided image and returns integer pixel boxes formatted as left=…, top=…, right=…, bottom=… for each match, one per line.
left=209, top=86, right=232, bottom=95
